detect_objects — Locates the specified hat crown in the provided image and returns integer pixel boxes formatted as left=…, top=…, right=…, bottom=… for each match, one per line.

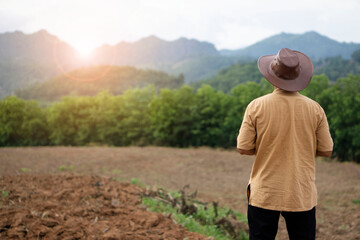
left=278, top=48, right=299, bottom=68
left=271, top=48, right=300, bottom=80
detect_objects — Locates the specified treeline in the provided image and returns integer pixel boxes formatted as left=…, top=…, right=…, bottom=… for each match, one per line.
left=313, top=49, right=360, bottom=81
left=191, top=61, right=262, bottom=93
left=15, top=66, right=184, bottom=101
left=1, top=74, right=360, bottom=162
left=192, top=49, right=360, bottom=93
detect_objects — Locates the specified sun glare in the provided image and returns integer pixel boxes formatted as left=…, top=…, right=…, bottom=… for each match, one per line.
left=76, top=46, right=94, bottom=58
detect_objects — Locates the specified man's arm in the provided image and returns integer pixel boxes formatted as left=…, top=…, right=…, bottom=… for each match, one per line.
left=237, top=148, right=256, bottom=155
left=237, top=102, right=257, bottom=155
left=316, top=108, right=333, bottom=158
left=316, top=151, right=332, bottom=157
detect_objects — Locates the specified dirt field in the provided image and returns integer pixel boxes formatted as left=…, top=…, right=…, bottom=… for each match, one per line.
left=1, top=146, right=359, bottom=240
left=0, top=174, right=206, bottom=239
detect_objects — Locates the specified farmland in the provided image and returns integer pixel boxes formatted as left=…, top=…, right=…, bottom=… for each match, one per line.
left=1, top=146, right=359, bottom=239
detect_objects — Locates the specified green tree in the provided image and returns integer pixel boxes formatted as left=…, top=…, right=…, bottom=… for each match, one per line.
left=47, top=96, right=98, bottom=145
left=0, top=96, right=48, bottom=146
left=191, top=85, right=232, bottom=147
left=87, top=87, right=156, bottom=146
left=150, top=86, right=197, bottom=147
left=116, top=87, right=156, bottom=145
left=324, top=75, right=360, bottom=162
left=88, top=91, right=123, bottom=146
left=300, top=74, right=330, bottom=102
left=351, top=49, right=360, bottom=63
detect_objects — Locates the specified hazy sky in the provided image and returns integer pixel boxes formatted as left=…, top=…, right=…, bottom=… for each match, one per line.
left=1, top=0, right=359, bottom=53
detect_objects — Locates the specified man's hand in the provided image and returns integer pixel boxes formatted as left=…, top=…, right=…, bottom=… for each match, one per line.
left=237, top=148, right=256, bottom=155
left=316, top=151, right=332, bottom=157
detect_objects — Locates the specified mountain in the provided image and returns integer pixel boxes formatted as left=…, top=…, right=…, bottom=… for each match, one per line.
left=0, top=30, right=82, bottom=98
left=89, top=35, right=249, bottom=82
left=15, top=66, right=184, bottom=101
left=0, top=30, right=76, bottom=64
left=221, top=31, right=360, bottom=60
left=0, top=30, right=230, bottom=97
left=1, top=30, right=360, bottom=98
left=92, top=35, right=219, bottom=65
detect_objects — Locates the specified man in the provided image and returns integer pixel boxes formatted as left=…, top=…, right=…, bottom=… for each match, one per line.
left=237, top=48, right=333, bottom=240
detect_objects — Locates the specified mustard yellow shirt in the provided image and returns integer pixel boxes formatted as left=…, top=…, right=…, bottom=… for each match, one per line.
left=237, top=88, right=333, bottom=211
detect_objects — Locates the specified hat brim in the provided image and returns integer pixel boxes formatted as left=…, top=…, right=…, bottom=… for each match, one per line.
left=257, top=51, right=314, bottom=92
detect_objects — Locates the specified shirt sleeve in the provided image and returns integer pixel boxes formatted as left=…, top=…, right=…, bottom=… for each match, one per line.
left=316, top=109, right=333, bottom=152
left=237, top=103, right=256, bottom=150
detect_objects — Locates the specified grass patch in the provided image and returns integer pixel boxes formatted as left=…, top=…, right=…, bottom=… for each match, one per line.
left=21, top=168, right=30, bottom=173
left=142, top=188, right=248, bottom=240
left=112, top=169, right=122, bottom=175
left=69, top=165, right=75, bottom=171
left=352, top=199, right=360, bottom=204
left=59, top=165, right=67, bottom=171
left=131, top=178, right=146, bottom=187
left=112, top=177, right=123, bottom=182
left=1, top=190, right=9, bottom=198
left=58, top=165, right=75, bottom=171
left=0, top=190, right=9, bottom=207
left=339, top=224, right=349, bottom=230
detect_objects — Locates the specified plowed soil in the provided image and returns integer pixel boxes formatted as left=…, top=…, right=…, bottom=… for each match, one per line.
left=1, top=146, right=360, bottom=240
left=0, top=174, right=206, bottom=240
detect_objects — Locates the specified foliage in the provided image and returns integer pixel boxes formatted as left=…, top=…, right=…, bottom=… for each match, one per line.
left=143, top=197, right=244, bottom=240
left=47, top=96, right=98, bottom=145
left=1, top=75, right=360, bottom=162
left=15, top=66, right=184, bottom=101
left=142, top=188, right=248, bottom=240
left=191, top=85, right=233, bottom=147
left=59, top=165, right=67, bottom=171
left=324, top=75, right=360, bottom=162
left=21, top=168, right=30, bottom=173
left=130, top=178, right=145, bottom=187
left=313, top=56, right=360, bottom=81
left=300, top=74, right=360, bottom=162
left=0, top=96, right=49, bottom=146
left=150, top=86, right=197, bottom=147
left=351, top=49, right=360, bottom=63
left=191, top=61, right=262, bottom=93
left=1, top=190, right=9, bottom=198
left=300, top=75, right=330, bottom=102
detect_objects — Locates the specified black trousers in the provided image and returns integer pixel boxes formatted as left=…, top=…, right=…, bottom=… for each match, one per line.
left=247, top=204, right=316, bottom=240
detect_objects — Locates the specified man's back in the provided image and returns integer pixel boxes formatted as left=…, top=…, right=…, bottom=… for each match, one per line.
left=237, top=88, right=333, bottom=211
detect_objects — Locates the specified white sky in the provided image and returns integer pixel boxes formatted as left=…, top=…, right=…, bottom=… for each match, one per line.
left=1, top=0, right=359, bottom=53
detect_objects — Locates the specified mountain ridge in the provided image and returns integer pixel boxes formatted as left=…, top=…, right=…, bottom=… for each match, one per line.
left=221, top=31, right=360, bottom=59
left=1, top=29, right=360, bottom=98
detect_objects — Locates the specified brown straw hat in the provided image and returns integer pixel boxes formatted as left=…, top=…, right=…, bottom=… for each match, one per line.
left=257, top=48, right=314, bottom=92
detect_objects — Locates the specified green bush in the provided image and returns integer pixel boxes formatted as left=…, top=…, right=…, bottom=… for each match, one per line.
left=1, top=75, right=360, bottom=162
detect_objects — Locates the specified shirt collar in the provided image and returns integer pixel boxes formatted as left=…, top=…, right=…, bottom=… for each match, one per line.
left=272, top=88, right=299, bottom=96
